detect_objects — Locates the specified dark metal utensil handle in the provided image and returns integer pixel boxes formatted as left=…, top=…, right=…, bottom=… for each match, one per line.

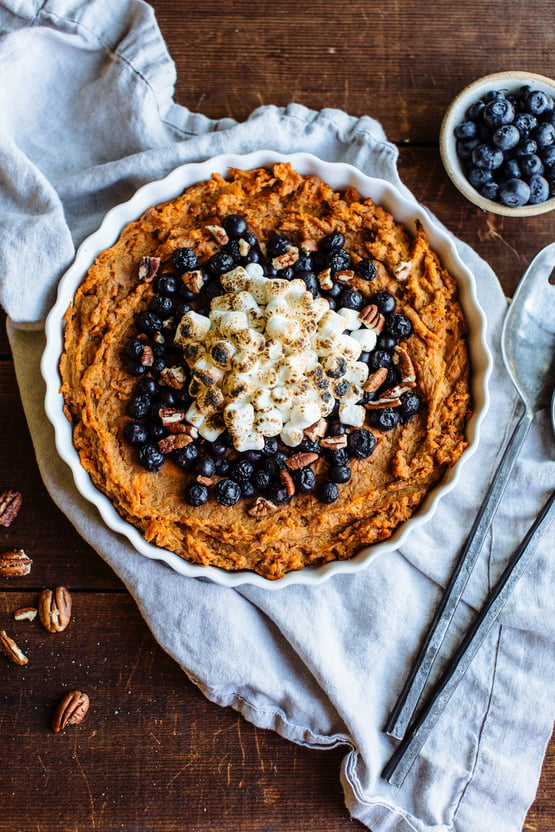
left=385, top=411, right=533, bottom=740
left=382, top=489, right=554, bottom=787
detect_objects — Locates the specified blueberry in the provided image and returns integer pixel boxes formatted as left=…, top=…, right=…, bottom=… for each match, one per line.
left=240, top=480, right=256, bottom=499
left=326, top=249, right=351, bottom=272
left=369, top=290, right=396, bottom=315
left=534, top=122, right=555, bottom=149
left=316, top=481, right=339, bottom=504
left=294, top=253, right=314, bottom=273
left=136, top=376, right=158, bottom=396
left=267, top=233, right=292, bottom=256
left=501, top=158, right=521, bottom=180
left=137, top=443, right=164, bottom=472
left=242, top=231, right=259, bottom=248
left=482, top=97, right=515, bottom=128
left=214, top=478, right=241, bottom=507
left=222, top=214, right=248, bottom=238
left=376, top=334, right=397, bottom=351
left=293, top=467, right=316, bottom=493
left=325, top=447, right=350, bottom=467
left=208, top=438, right=228, bottom=458
left=230, top=459, right=254, bottom=482
left=514, top=139, right=538, bottom=157
left=297, top=439, right=321, bottom=455
left=174, top=442, right=200, bottom=469
left=184, top=482, right=209, bottom=507
left=541, top=146, right=555, bottom=170
left=520, top=154, right=544, bottom=179
left=225, top=238, right=242, bottom=261
left=123, top=421, right=149, bottom=446
left=338, top=288, right=364, bottom=311
left=385, top=313, right=413, bottom=341
left=525, top=89, right=553, bottom=117
left=124, top=338, right=145, bottom=361
left=398, top=392, right=421, bottom=421
left=148, top=422, right=165, bottom=441
left=471, top=144, right=504, bottom=170
left=172, top=247, right=198, bottom=274
left=214, top=457, right=230, bottom=477
left=150, top=295, right=174, bottom=317
left=326, top=420, right=347, bottom=437
left=456, top=137, right=480, bottom=160
left=136, top=310, right=162, bottom=335
left=369, top=349, right=393, bottom=370
left=253, top=471, right=271, bottom=491
left=368, top=408, right=401, bottom=431
left=262, top=436, right=279, bottom=456
left=467, top=166, right=493, bottom=188
left=127, top=394, right=151, bottom=419
left=207, top=251, right=235, bottom=277
left=151, top=357, right=166, bottom=375
left=195, top=455, right=216, bottom=478
left=347, top=428, right=376, bottom=459
left=325, top=281, right=343, bottom=301
left=454, top=120, right=478, bottom=140
left=492, top=124, right=520, bottom=151
left=157, top=387, right=176, bottom=406
left=354, top=258, right=377, bottom=280
left=513, top=112, right=537, bottom=137
left=319, top=231, right=345, bottom=251
left=301, top=271, right=320, bottom=297
left=481, top=182, right=500, bottom=202
left=528, top=175, right=550, bottom=204
left=328, top=464, right=351, bottom=484
left=267, top=484, right=291, bottom=505
left=155, top=274, right=179, bottom=296
left=467, top=100, right=485, bottom=121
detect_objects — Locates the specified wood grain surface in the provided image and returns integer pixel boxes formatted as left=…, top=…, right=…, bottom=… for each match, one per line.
left=1, top=1, right=554, bottom=829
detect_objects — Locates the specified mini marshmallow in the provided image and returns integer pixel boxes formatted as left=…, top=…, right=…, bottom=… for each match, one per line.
left=290, top=400, right=321, bottom=429
left=223, top=400, right=255, bottom=433
left=245, top=262, right=264, bottom=280
left=351, top=327, right=378, bottom=353
left=210, top=340, right=236, bottom=368
left=219, top=266, right=250, bottom=293
left=210, top=294, right=234, bottom=312
left=198, top=413, right=226, bottom=441
left=318, top=309, right=347, bottom=336
left=336, top=333, right=362, bottom=361
left=233, top=328, right=265, bottom=353
left=219, top=310, right=250, bottom=337
left=339, top=402, right=365, bottom=427
left=337, top=306, right=362, bottom=331
left=231, top=350, right=259, bottom=374
left=280, top=421, right=305, bottom=447
left=233, top=431, right=265, bottom=452
left=345, top=361, right=370, bottom=386
left=192, top=355, right=224, bottom=387
left=271, top=385, right=293, bottom=408
left=266, top=313, right=300, bottom=342
left=339, top=382, right=364, bottom=404
left=174, top=310, right=211, bottom=345
left=185, top=402, right=205, bottom=429
left=254, top=408, right=284, bottom=437
left=251, top=388, right=275, bottom=413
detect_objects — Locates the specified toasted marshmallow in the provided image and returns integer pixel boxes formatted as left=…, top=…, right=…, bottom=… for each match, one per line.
left=198, top=413, right=226, bottom=441
left=185, top=402, right=205, bottom=429
left=192, top=355, right=224, bottom=387
left=254, top=408, right=283, bottom=437
left=174, top=310, right=211, bottom=345
left=219, top=266, right=250, bottom=293
left=223, top=401, right=255, bottom=433
left=336, top=333, right=362, bottom=361
left=337, top=306, right=362, bottom=331
left=233, top=431, right=265, bottom=452
left=351, top=327, right=378, bottom=353
left=280, top=421, right=305, bottom=447
left=290, top=400, right=321, bottom=429
left=219, top=310, right=249, bottom=337
left=251, top=388, right=275, bottom=413
left=345, top=361, right=370, bottom=386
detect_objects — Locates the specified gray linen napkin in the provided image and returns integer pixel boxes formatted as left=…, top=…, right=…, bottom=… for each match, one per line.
left=1, top=2, right=554, bottom=830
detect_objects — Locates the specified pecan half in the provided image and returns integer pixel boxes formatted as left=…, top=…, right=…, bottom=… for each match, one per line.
left=158, top=434, right=193, bottom=454
left=304, top=418, right=328, bottom=441
left=140, top=345, right=154, bottom=367
left=335, top=269, right=355, bottom=283
left=319, top=434, right=348, bottom=450
left=182, top=269, right=205, bottom=293
left=394, top=346, right=416, bottom=385
left=364, top=367, right=389, bottom=394
left=0, top=549, right=32, bottom=577
left=51, top=690, right=89, bottom=733
left=38, top=587, right=72, bottom=634
left=206, top=224, right=229, bottom=245
left=272, top=246, right=299, bottom=270
left=279, top=469, right=296, bottom=497
left=0, top=489, right=22, bottom=527
left=286, top=452, right=319, bottom=471
left=160, top=366, right=187, bottom=389
left=0, top=629, right=28, bottom=665
left=359, top=304, right=385, bottom=334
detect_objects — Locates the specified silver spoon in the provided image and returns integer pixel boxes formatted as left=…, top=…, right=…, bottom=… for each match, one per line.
left=385, top=241, right=555, bottom=742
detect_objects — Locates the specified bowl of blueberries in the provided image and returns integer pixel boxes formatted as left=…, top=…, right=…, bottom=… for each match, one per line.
left=440, top=71, right=555, bottom=216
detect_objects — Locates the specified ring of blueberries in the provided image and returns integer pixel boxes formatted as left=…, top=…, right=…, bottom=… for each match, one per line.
left=122, top=214, right=422, bottom=509
left=453, top=84, right=555, bottom=207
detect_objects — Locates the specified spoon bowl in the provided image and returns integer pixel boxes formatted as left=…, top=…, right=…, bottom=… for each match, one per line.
left=501, top=242, right=555, bottom=417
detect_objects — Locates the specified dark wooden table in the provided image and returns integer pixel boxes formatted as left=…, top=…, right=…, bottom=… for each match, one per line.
left=1, top=1, right=553, bottom=829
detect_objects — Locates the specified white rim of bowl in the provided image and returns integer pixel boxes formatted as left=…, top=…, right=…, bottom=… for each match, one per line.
left=440, top=71, right=555, bottom=217
left=42, top=150, right=492, bottom=589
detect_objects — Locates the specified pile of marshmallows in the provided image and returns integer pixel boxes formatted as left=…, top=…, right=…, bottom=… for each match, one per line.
left=175, top=263, right=378, bottom=452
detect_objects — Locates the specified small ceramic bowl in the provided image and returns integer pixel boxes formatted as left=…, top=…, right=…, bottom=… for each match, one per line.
left=440, top=71, right=555, bottom=217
